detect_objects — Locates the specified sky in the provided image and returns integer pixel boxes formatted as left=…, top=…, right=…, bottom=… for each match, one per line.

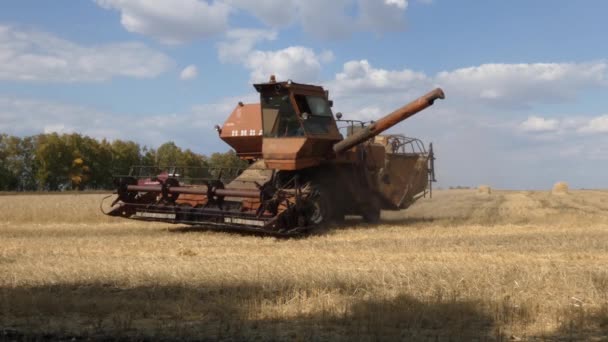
left=0, top=0, right=607, bottom=189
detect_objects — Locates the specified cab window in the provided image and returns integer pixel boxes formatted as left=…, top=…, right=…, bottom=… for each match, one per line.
left=261, top=94, right=304, bottom=137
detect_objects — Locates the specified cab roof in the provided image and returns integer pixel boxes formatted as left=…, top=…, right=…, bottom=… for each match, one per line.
left=253, top=76, right=326, bottom=96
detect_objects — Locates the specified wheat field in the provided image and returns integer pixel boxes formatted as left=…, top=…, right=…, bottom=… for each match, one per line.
left=1, top=190, right=607, bottom=341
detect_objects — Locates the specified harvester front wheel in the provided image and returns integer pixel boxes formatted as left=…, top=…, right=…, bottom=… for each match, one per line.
left=305, top=185, right=333, bottom=226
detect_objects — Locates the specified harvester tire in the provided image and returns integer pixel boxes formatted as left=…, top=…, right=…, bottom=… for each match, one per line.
left=362, top=197, right=381, bottom=223
left=306, top=185, right=333, bottom=226
left=331, top=200, right=346, bottom=223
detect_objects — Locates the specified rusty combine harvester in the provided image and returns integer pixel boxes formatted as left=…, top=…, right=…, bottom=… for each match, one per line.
left=105, top=77, right=445, bottom=235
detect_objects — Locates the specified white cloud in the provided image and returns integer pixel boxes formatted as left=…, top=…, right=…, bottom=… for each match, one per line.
left=319, top=50, right=335, bottom=63
left=216, top=28, right=333, bottom=83
left=358, top=0, right=408, bottom=32
left=520, top=116, right=560, bottom=132
left=95, top=0, right=231, bottom=44
left=179, top=65, right=198, bottom=80
left=289, top=0, right=359, bottom=39
left=517, top=114, right=608, bottom=136
left=245, top=46, right=332, bottom=83
left=332, top=59, right=430, bottom=96
left=0, top=97, right=106, bottom=137
left=100, top=0, right=411, bottom=41
left=223, top=0, right=298, bottom=28
left=385, top=0, right=407, bottom=9
left=328, top=60, right=608, bottom=110
left=217, top=29, right=277, bottom=63
left=579, top=115, right=608, bottom=133
left=348, top=106, right=383, bottom=121
left=0, top=25, right=173, bottom=82
left=436, top=62, right=608, bottom=108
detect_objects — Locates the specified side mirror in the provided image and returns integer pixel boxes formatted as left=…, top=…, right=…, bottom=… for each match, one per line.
left=336, top=112, right=343, bottom=120
left=214, top=125, right=222, bottom=134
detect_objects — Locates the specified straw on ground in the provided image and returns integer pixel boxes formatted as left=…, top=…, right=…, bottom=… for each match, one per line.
left=0, top=189, right=607, bottom=340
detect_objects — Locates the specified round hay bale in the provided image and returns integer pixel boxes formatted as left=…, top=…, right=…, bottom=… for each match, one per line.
left=477, top=185, right=492, bottom=195
left=552, top=181, right=569, bottom=195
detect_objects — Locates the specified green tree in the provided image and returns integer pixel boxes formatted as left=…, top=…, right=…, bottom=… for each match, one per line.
left=0, top=135, right=40, bottom=190
left=111, top=140, right=140, bottom=176
left=0, top=135, right=21, bottom=190
left=17, top=136, right=39, bottom=190
left=63, top=133, right=92, bottom=190
left=179, top=148, right=208, bottom=182
left=208, top=150, right=248, bottom=169
left=156, top=141, right=182, bottom=167
left=90, top=138, right=113, bottom=189
left=140, top=146, right=156, bottom=166
left=0, top=163, right=15, bottom=190
left=207, top=150, right=248, bottom=180
left=36, top=133, right=71, bottom=190
left=1, top=132, right=222, bottom=190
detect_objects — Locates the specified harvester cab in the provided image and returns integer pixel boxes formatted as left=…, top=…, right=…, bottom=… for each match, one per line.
left=256, top=76, right=342, bottom=170
left=218, top=77, right=340, bottom=169
left=104, top=77, right=444, bottom=235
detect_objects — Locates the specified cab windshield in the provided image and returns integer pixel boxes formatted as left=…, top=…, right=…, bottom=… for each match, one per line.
left=294, top=95, right=333, bottom=135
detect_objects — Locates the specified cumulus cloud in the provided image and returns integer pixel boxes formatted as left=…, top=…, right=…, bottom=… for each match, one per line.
left=229, top=0, right=409, bottom=38
left=224, top=0, right=299, bottom=29
left=217, top=29, right=277, bottom=63
left=96, top=0, right=411, bottom=41
left=216, top=29, right=333, bottom=83
left=328, top=60, right=608, bottom=110
left=436, top=62, right=608, bottom=108
left=95, top=0, right=231, bottom=44
left=332, top=59, right=430, bottom=96
left=288, top=0, right=360, bottom=39
left=579, top=115, right=608, bottom=133
left=517, top=114, right=608, bottom=136
left=0, top=25, right=173, bottom=82
left=246, top=46, right=333, bottom=83
left=385, top=0, right=407, bottom=9
left=358, top=0, right=409, bottom=32
left=0, top=97, right=108, bottom=137
left=520, top=116, right=560, bottom=132
left=179, top=65, right=198, bottom=80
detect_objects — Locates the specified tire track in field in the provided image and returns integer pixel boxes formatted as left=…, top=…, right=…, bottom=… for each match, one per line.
left=395, top=189, right=608, bottom=227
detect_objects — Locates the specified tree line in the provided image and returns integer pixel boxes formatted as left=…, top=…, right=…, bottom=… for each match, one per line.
left=0, top=133, right=247, bottom=191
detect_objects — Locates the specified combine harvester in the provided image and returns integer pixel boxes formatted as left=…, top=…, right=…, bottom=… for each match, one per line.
left=104, top=77, right=445, bottom=235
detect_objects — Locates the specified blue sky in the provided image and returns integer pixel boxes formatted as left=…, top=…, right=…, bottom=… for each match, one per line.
left=1, top=0, right=607, bottom=189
